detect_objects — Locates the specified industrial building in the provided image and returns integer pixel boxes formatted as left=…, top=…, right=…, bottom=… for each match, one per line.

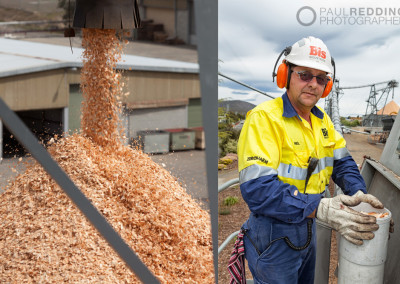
left=138, top=0, right=196, bottom=45
left=0, top=38, right=202, bottom=159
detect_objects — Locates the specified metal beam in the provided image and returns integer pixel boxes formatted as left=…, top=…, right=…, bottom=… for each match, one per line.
left=194, top=0, right=218, bottom=281
left=339, top=80, right=395, bottom=90
left=0, top=119, right=2, bottom=162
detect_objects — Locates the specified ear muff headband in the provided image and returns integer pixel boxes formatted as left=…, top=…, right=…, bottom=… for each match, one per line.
left=272, top=47, right=293, bottom=90
left=272, top=47, right=291, bottom=83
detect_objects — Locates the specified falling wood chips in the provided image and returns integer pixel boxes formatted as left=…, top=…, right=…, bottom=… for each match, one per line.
left=0, top=28, right=214, bottom=283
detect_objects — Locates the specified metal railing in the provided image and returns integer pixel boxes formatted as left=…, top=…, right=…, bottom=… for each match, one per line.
left=218, top=177, right=240, bottom=253
left=218, top=177, right=240, bottom=193
left=218, top=177, right=254, bottom=283
left=218, top=230, right=240, bottom=254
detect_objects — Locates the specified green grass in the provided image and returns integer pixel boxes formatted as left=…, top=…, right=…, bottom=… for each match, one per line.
left=223, top=196, right=239, bottom=206
left=218, top=207, right=231, bottom=215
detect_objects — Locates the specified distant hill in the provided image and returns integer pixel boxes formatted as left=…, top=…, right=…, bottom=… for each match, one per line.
left=218, top=100, right=256, bottom=115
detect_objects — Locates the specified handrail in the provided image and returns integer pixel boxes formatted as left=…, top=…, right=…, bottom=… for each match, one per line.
left=218, top=177, right=253, bottom=282
left=218, top=230, right=240, bottom=254
left=218, top=177, right=240, bottom=255
left=218, top=177, right=240, bottom=193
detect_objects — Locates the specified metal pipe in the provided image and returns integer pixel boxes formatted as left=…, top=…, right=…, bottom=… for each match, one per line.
left=331, top=84, right=343, bottom=135
left=174, top=0, right=178, bottom=38
left=0, top=20, right=67, bottom=26
left=218, top=178, right=240, bottom=193
left=62, top=107, right=69, bottom=136
left=0, top=119, right=2, bottom=163
left=218, top=230, right=240, bottom=254
left=342, top=127, right=370, bottom=135
left=340, top=80, right=394, bottom=89
left=218, top=72, right=275, bottom=99
left=338, top=204, right=391, bottom=284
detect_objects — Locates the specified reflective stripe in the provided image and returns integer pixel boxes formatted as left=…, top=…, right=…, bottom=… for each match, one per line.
left=240, top=156, right=335, bottom=184
left=316, top=157, right=334, bottom=174
left=278, top=156, right=334, bottom=180
left=239, top=164, right=277, bottom=184
left=278, top=163, right=306, bottom=180
left=324, top=185, right=330, bottom=197
left=334, top=147, right=350, bottom=160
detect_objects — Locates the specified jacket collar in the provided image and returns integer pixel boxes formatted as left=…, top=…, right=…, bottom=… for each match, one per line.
left=282, top=92, right=324, bottom=119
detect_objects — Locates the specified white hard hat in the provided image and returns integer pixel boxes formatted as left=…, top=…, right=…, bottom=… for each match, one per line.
left=285, top=36, right=334, bottom=74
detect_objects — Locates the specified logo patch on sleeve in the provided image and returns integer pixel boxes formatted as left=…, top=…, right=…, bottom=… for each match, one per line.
left=321, top=128, right=329, bottom=139
left=247, top=156, right=268, bottom=165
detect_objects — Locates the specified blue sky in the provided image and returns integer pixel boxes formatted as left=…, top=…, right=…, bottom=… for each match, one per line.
left=218, top=0, right=400, bottom=116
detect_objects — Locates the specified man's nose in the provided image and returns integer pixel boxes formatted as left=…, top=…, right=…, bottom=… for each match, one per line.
left=307, top=76, right=319, bottom=87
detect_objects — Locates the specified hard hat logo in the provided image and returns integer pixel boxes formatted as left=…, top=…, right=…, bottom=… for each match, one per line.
left=284, top=36, right=333, bottom=74
left=309, top=46, right=326, bottom=59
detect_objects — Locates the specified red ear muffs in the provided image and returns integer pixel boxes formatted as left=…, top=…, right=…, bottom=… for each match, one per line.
left=276, top=63, right=288, bottom=88
left=321, top=77, right=333, bottom=98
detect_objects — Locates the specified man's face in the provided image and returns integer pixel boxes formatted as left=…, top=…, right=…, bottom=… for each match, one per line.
left=287, top=65, right=328, bottom=111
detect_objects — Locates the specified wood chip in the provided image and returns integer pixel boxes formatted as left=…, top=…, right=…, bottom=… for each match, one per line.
left=361, top=211, right=389, bottom=218
left=0, top=28, right=214, bottom=283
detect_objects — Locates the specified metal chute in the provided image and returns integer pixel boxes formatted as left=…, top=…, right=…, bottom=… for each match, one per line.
left=73, top=0, right=141, bottom=29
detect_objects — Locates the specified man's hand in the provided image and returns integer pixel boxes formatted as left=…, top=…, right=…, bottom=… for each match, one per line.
left=354, top=190, right=394, bottom=234
left=353, top=190, right=383, bottom=209
left=316, top=194, right=379, bottom=245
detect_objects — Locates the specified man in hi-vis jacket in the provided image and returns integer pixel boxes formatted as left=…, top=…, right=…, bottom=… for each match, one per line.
left=236, top=36, right=392, bottom=284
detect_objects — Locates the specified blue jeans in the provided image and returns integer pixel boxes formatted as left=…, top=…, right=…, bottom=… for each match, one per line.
left=242, top=213, right=316, bottom=284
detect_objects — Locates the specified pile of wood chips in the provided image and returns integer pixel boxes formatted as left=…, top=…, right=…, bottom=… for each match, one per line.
left=0, top=28, right=214, bottom=283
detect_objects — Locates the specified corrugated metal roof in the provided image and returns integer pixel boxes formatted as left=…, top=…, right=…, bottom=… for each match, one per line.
left=0, top=38, right=199, bottom=78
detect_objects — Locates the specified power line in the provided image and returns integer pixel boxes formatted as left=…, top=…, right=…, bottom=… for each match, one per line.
left=218, top=72, right=275, bottom=99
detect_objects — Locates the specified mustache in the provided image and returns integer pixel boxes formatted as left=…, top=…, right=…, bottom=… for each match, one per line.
left=301, top=91, right=318, bottom=96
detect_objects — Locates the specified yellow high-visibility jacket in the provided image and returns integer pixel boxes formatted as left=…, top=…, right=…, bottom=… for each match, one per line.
left=238, top=93, right=366, bottom=223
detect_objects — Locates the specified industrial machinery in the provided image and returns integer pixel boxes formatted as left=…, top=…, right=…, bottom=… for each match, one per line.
left=323, top=79, right=400, bottom=283
left=325, top=79, right=398, bottom=144
left=73, top=0, right=141, bottom=29
left=359, top=111, right=400, bottom=283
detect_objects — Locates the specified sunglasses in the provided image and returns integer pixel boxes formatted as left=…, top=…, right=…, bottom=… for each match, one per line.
left=294, top=71, right=330, bottom=86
